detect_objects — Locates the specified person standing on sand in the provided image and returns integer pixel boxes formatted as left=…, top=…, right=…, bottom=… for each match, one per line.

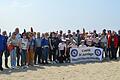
left=19, top=33, right=29, bottom=68
left=15, top=28, right=21, bottom=66
left=2, top=31, right=10, bottom=68
left=27, top=33, right=35, bottom=66
left=0, top=29, right=6, bottom=71
left=58, top=39, right=67, bottom=63
left=34, top=32, right=42, bottom=65
left=41, top=33, right=49, bottom=64
left=100, top=29, right=107, bottom=58
left=110, top=31, right=118, bottom=60
left=7, top=32, right=18, bottom=69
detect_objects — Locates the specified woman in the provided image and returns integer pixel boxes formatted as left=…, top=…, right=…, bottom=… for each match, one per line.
left=7, top=32, right=18, bottom=69
left=41, top=33, right=49, bottom=64
left=110, top=31, right=118, bottom=60
left=27, top=33, right=35, bottom=66
left=19, top=33, right=29, bottom=68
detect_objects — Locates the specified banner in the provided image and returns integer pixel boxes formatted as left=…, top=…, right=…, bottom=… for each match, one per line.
left=70, top=47, right=103, bottom=63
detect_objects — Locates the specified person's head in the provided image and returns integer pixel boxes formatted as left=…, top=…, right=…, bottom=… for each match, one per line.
left=76, top=30, right=80, bottom=34
left=111, top=31, right=115, bottom=36
left=15, top=28, right=19, bottom=34
left=63, top=33, right=66, bottom=38
left=2, top=31, right=7, bottom=36
left=22, top=33, right=27, bottom=39
left=37, top=32, right=40, bottom=38
left=102, top=29, right=106, bottom=35
left=93, top=30, right=96, bottom=34
left=33, top=32, right=36, bottom=37
left=42, top=33, right=45, bottom=38
left=45, top=32, right=49, bottom=38
left=28, top=32, right=33, bottom=40
left=81, top=40, right=85, bottom=45
left=107, top=30, right=111, bottom=34
left=60, top=30, right=63, bottom=35
left=52, top=32, right=55, bottom=37
left=11, top=32, right=16, bottom=39
left=68, top=30, right=71, bottom=34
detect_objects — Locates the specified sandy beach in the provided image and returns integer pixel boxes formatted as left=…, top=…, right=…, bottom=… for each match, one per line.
left=0, top=58, right=120, bottom=80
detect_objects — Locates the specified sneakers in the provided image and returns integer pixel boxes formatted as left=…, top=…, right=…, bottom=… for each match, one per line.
left=11, top=66, right=17, bottom=69
left=0, top=67, right=3, bottom=71
left=5, top=65, right=10, bottom=68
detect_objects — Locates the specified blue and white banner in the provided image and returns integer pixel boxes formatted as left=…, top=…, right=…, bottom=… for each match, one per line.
left=70, top=47, right=103, bottom=63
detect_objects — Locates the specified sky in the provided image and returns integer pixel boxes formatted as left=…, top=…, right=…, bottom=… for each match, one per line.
left=0, top=0, right=120, bottom=33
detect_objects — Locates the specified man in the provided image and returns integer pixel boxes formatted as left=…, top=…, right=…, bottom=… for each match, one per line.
left=0, top=29, right=6, bottom=71
left=75, top=30, right=81, bottom=46
left=34, top=32, right=42, bottom=64
left=15, top=28, right=21, bottom=66
left=2, top=31, right=9, bottom=68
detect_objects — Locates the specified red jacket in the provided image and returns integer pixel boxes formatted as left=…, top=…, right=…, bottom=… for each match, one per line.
left=114, top=35, right=119, bottom=48
left=107, top=34, right=111, bottom=48
left=108, top=34, right=118, bottom=48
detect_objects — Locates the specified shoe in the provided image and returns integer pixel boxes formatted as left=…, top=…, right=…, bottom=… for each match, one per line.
left=52, top=61, right=56, bottom=64
left=0, top=67, right=3, bottom=71
left=17, top=64, right=20, bottom=66
left=5, top=65, right=10, bottom=68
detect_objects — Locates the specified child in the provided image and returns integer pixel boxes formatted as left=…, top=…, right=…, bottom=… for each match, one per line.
left=58, top=39, right=66, bottom=63
left=19, top=33, right=29, bottom=68
left=79, top=40, right=87, bottom=48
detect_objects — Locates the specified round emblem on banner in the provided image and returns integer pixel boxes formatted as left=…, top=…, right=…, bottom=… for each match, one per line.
left=95, top=49, right=101, bottom=56
left=71, top=49, right=78, bottom=57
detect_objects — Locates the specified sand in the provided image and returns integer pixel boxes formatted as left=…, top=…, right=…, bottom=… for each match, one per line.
left=1, top=58, right=120, bottom=80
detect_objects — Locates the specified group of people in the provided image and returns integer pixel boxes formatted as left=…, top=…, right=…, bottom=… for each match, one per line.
left=0, top=27, right=120, bottom=71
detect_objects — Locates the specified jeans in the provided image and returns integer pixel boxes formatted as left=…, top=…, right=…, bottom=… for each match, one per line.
left=10, top=48, right=16, bottom=68
left=42, top=47, right=49, bottom=63
left=21, top=49, right=27, bottom=66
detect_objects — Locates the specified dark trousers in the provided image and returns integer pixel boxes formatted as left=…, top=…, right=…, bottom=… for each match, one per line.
left=49, top=48, right=56, bottom=61
left=21, top=49, right=27, bottom=66
left=16, top=47, right=20, bottom=66
left=34, top=47, right=42, bottom=64
left=0, top=52, right=3, bottom=69
left=42, top=47, right=49, bottom=63
left=65, top=49, right=70, bottom=61
left=59, top=50, right=65, bottom=63
left=111, top=46, right=117, bottom=59
left=4, top=50, right=10, bottom=66
left=107, top=48, right=111, bottom=59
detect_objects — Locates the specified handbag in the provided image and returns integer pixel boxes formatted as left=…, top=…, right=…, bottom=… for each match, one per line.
left=7, top=44, right=15, bottom=52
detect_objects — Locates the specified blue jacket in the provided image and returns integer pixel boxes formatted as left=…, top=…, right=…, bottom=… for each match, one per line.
left=0, top=35, right=6, bottom=53
left=41, top=38, right=49, bottom=47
